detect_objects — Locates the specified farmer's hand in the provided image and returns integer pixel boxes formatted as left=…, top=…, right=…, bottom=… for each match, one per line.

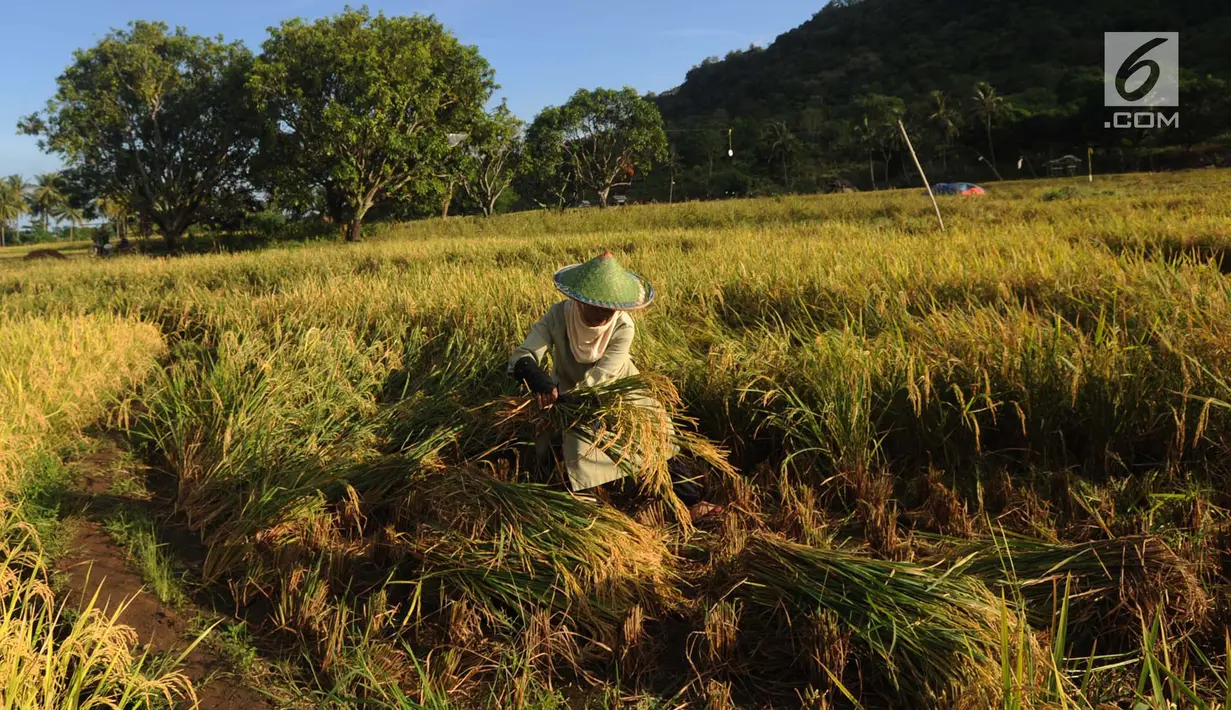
left=536, top=387, right=559, bottom=410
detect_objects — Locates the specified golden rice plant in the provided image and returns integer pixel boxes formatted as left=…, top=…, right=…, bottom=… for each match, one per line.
left=0, top=314, right=163, bottom=487
left=0, top=509, right=197, bottom=709
left=3, top=171, right=1231, bottom=705
left=959, top=533, right=1209, bottom=634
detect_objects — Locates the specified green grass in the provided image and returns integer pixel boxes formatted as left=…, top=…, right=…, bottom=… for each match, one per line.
left=213, top=621, right=259, bottom=675
left=102, top=512, right=188, bottom=608
left=3, top=170, right=1231, bottom=706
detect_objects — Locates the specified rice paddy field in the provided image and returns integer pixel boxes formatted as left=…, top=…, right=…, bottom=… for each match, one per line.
left=3, top=170, right=1231, bottom=708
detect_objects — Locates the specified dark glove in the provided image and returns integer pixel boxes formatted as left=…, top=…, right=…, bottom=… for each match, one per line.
left=512, top=357, right=555, bottom=395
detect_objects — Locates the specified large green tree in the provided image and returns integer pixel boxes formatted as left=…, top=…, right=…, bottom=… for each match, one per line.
left=250, top=8, right=495, bottom=241
left=19, top=22, right=257, bottom=249
left=516, top=106, right=575, bottom=210
left=528, top=87, right=668, bottom=208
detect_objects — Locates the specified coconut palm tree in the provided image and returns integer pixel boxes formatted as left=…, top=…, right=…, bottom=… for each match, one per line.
left=854, top=116, right=878, bottom=189
left=0, top=176, right=27, bottom=247
left=29, top=172, right=66, bottom=232
left=761, top=121, right=798, bottom=190
left=971, top=82, right=1005, bottom=179
left=54, top=204, right=86, bottom=240
left=94, top=194, right=130, bottom=241
left=928, top=90, right=962, bottom=174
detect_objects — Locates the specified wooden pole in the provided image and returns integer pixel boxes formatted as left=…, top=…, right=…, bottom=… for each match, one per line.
left=898, top=119, right=945, bottom=231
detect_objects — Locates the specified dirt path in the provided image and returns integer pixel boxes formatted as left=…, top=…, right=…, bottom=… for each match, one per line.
left=55, top=442, right=275, bottom=710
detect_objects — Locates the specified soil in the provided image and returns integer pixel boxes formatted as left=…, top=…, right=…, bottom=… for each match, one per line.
left=22, top=248, right=68, bottom=260
left=55, top=442, right=275, bottom=710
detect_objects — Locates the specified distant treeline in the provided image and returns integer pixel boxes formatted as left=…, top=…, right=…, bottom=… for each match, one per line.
left=7, top=1, right=1230, bottom=248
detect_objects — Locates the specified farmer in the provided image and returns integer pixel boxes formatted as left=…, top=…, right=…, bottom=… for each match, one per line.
left=508, top=251, right=720, bottom=520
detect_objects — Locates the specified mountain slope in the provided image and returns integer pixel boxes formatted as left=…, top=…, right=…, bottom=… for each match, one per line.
left=655, top=0, right=1231, bottom=123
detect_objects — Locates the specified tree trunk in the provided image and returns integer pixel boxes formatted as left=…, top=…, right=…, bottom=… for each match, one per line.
left=346, top=218, right=363, bottom=242
left=598, top=188, right=609, bottom=208
left=441, top=184, right=453, bottom=218
left=163, top=229, right=180, bottom=251
left=782, top=156, right=789, bottom=190
left=868, top=152, right=876, bottom=189
left=986, top=119, right=998, bottom=177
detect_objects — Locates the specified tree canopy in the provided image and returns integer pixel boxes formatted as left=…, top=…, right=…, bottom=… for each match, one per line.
left=19, top=22, right=258, bottom=248
left=249, top=7, right=495, bottom=241
left=524, top=88, right=668, bottom=208
left=459, top=102, right=524, bottom=217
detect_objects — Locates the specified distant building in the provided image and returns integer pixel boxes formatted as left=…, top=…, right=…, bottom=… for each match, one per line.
left=826, top=178, right=857, bottom=193
left=1045, top=155, right=1082, bottom=177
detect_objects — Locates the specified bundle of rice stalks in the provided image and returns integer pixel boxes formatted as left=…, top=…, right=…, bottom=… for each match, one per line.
left=958, top=533, right=1209, bottom=635
left=710, top=533, right=1012, bottom=706
left=493, top=374, right=737, bottom=525
left=403, top=469, right=680, bottom=648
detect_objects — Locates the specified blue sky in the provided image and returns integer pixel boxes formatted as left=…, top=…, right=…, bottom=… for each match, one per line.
left=1, top=0, right=822, bottom=179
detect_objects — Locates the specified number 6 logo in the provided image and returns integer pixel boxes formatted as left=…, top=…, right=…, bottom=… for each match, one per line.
left=1105, top=32, right=1179, bottom=108
left=1116, top=37, right=1168, bottom=102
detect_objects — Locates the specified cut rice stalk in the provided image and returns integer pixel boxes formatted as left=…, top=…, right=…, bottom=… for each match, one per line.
left=493, top=374, right=737, bottom=525
left=714, top=533, right=1014, bottom=705
left=958, top=533, right=1209, bottom=633
left=404, top=468, right=680, bottom=645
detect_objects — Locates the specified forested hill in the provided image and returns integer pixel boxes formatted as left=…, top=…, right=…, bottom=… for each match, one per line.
left=643, top=0, right=1231, bottom=198
left=656, top=0, right=1228, bottom=120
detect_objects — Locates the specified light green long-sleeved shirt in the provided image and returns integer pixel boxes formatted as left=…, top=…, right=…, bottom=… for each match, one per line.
left=508, top=300, right=641, bottom=491
left=508, top=300, right=640, bottom=390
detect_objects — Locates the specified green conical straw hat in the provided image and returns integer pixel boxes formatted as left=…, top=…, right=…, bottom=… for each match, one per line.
left=553, top=251, right=655, bottom=310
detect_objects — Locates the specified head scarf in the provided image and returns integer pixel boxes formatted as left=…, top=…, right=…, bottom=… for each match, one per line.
left=565, top=299, right=617, bottom=364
